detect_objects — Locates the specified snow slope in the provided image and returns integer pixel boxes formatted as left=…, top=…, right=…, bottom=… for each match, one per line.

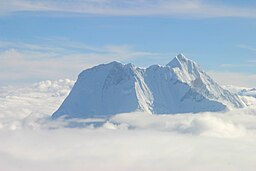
left=52, top=54, right=245, bottom=119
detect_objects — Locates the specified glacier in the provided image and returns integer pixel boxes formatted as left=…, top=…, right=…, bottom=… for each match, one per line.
left=52, top=54, right=246, bottom=119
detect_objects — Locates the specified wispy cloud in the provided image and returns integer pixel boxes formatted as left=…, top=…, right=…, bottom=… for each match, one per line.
left=219, top=59, right=256, bottom=70
left=0, top=39, right=170, bottom=86
left=220, top=63, right=256, bottom=69
left=219, top=45, right=256, bottom=70
left=237, top=44, right=256, bottom=52
left=209, top=71, right=256, bottom=87
left=1, top=0, right=256, bottom=18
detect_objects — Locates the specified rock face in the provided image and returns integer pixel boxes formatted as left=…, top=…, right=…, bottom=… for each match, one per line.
left=52, top=54, right=245, bottom=119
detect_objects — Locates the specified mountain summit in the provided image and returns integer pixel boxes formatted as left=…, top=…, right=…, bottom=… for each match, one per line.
left=52, top=54, right=246, bottom=119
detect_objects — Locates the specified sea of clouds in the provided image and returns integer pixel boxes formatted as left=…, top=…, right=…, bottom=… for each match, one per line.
left=1, top=79, right=256, bottom=171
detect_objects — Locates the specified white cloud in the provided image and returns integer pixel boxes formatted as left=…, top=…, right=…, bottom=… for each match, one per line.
left=208, top=71, right=256, bottom=87
left=219, top=63, right=256, bottom=69
left=237, top=44, right=256, bottom=52
left=1, top=0, right=256, bottom=18
left=0, top=39, right=168, bottom=86
left=0, top=79, right=74, bottom=129
left=1, top=80, right=256, bottom=170
left=222, top=85, right=248, bottom=94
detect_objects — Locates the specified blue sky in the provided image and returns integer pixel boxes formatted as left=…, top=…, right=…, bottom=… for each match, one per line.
left=0, top=0, right=256, bottom=86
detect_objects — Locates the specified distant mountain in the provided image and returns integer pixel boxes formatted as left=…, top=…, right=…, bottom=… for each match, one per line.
left=52, top=54, right=246, bottom=119
left=223, top=85, right=256, bottom=98
left=239, top=88, right=256, bottom=98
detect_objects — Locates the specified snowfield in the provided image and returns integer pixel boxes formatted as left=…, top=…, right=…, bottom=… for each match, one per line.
left=1, top=79, right=256, bottom=171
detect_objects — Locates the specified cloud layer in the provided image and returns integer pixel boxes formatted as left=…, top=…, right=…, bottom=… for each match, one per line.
left=1, top=80, right=256, bottom=170
left=1, top=0, right=256, bottom=18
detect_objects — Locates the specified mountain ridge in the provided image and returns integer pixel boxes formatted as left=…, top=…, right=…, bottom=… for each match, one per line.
left=52, top=54, right=246, bottom=119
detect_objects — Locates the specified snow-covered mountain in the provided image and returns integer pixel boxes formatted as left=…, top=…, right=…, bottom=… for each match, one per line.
left=239, top=88, right=256, bottom=98
left=52, top=54, right=246, bottom=119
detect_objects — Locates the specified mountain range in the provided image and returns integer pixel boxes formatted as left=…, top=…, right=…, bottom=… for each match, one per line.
left=52, top=54, right=245, bottom=119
